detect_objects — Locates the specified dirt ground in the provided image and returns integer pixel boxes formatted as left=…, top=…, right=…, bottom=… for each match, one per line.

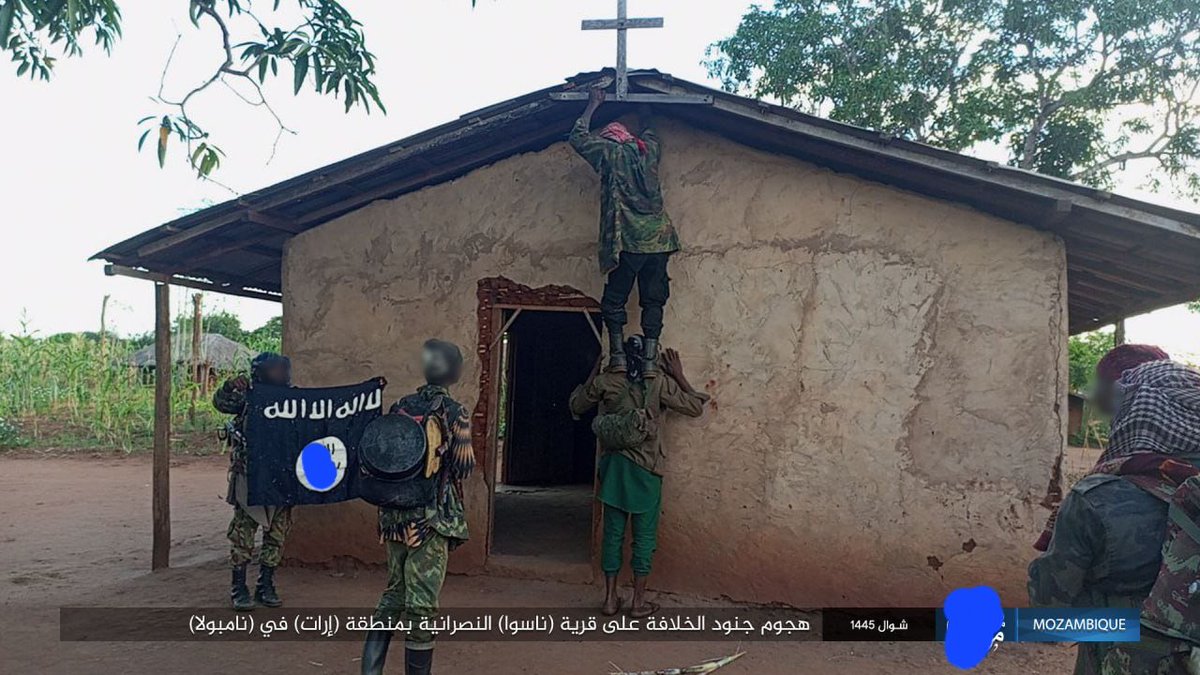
left=1063, top=444, right=1103, bottom=488
left=0, top=454, right=1076, bottom=674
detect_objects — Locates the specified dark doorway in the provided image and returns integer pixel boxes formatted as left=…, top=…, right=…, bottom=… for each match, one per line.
left=492, top=309, right=599, bottom=564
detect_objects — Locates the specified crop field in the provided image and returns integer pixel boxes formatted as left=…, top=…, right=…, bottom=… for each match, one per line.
left=0, top=316, right=279, bottom=452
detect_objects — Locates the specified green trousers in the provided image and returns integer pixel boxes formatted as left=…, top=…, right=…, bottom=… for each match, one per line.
left=1094, top=632, right=1196, bottom=674
left=373, top=533, right=449, bottom=650
left=601, top=503, right=660, bottom=577
left=227, top=505, right=293, bottom=567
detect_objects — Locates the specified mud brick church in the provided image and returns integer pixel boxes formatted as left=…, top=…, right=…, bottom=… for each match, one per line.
left=96, top=70, right=1200, bottom=606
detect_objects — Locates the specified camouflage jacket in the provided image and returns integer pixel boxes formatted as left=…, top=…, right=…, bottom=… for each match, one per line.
left=378, top=385, right=475, bottom=549
left=570, top=118, right=680, bottom=272
left=213, top=379, right=249, bottom=473
left=1028, top=473, right=1194, bottom=673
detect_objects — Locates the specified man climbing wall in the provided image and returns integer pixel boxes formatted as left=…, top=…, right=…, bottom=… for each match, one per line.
left=570, top=87, right=679, bottom=377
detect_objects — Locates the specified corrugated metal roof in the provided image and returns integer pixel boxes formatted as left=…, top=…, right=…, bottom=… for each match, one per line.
left=93, top=69, right=1200, bottom=334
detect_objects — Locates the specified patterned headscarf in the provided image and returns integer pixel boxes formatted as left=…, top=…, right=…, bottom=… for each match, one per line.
left=1099, top=360, right=1200, bottom=462
left=599, top=122, right=648, bottom=155
left=1096, top=344, right=1170, bottom=382
left=1035, top=359, right=1200, bottom=551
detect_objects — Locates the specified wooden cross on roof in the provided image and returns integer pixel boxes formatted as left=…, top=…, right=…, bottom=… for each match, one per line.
left=550, top=0, right=712, bottom=105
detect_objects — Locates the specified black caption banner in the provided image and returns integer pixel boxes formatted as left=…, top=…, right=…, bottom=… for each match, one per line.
left=60, top=607, right=938, bottom=642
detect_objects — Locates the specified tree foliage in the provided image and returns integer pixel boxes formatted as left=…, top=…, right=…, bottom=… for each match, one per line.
left=1068, top=329, right=1115, bottom=394
left=176, top=308, right=245, bottom=342
left=2, top=0, right=389, bottom=179
left=708, top=0, right=1200, bottom=195
left=126, top=309, right=279, bottom=353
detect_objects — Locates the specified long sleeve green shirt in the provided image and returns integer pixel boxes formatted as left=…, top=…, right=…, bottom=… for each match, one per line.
left=569, top=372, right=708, bottom=476
left=569, top=118, right=680, bottom=272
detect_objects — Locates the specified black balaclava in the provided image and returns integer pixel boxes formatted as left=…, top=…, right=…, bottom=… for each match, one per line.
left=624, top=335, right=646, bottom=382
left=422, top=339, right=464, bottom=387
left=250, top=352, right=291, bottom=386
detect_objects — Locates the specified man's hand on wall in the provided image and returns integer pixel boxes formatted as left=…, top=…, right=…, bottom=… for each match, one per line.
left=662, top=348, right=683, bottom=381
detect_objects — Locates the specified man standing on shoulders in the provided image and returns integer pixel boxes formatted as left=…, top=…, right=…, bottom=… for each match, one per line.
left=570, top=339, right=708, bottom=617
left=1029, top=344, right=1200, bottom=674
left=213, top=352, right=294, bottom=612
left=361, top=340, right=475, bottom=675
left=571, top=87, right=679, bottom=377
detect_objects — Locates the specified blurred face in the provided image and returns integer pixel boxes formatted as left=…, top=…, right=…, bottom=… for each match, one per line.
left=1091, top=377, right=1119, bottom=417
left=259, top=362, right=290, bottom=386
left=422, top=346, right=459, bottom=386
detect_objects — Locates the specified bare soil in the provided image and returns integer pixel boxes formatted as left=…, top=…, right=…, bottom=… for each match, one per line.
left=1063, top=445, right=1103, bottom=489
left=0, top=454, right=1075, bottom=674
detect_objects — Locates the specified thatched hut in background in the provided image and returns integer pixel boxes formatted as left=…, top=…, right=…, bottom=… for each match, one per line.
left=128, top=333, right=254, bottom=385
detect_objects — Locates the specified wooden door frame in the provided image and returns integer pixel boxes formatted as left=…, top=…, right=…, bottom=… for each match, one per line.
left=472, top=277, right=602, bottom=569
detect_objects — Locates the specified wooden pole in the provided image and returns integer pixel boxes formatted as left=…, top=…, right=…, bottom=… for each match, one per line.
left=190, top=293, right=202, bottom=420
left=99, top=294, right=110, bottom=346
left=153, top=282, right=172, bottom=571
left=1114, top=318, right=1127, bottom=346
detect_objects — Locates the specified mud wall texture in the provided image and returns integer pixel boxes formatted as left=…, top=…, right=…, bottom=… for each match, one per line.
left=281, top=117, right=1067, bottom=606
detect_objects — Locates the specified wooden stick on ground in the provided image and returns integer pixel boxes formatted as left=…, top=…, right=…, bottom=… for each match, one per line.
left=609, top=652, right=746, bottom=675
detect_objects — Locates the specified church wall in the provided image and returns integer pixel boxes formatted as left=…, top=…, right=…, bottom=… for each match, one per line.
left=281, top=118, right=1067, bottom=606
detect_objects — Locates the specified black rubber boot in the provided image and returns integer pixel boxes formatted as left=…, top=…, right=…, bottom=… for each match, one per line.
left=254, top=564, right=283, bottom=608
left=606, top=325, right=627, bottom=373
left=230, top=565, right=253, bottom=612
left=405, top=648, right=433, bottom=675
left=361, top=630, right=393, bottom=675
left=642, top=338, right=660, bottom=378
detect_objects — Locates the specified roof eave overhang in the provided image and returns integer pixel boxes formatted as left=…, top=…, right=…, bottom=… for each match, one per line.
left=93, top=70, right=1200, bottom=333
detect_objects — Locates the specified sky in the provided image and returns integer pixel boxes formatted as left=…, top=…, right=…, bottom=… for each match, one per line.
left=1, top=1, right=1198, bottom=358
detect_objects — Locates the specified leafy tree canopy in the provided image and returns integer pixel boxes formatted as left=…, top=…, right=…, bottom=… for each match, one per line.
left=176, top=308, right=245, bottom=342
left=244, top=315, right=282, bottom=353
left=1068, top=329, right=1115, bottom=394
left=709, top=0, right=1200, bottom=196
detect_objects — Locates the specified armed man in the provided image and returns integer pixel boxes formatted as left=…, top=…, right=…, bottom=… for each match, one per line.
left=570, top=87, right=679, bottom=376
left=213, top=351, right=293, bottom=611
left=1030, top=345, right=1200, bottom=674
left=360, top=339, right=475, bottom=675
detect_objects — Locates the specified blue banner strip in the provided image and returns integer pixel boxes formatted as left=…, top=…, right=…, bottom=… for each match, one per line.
left=937, top=608, right=1141, bottom=643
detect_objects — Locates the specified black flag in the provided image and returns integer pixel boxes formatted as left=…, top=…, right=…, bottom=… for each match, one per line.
left=244, top=378, right=384, bottom=506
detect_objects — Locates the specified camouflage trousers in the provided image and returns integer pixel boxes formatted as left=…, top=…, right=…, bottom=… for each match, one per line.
left=1074, top=631, right=1198, bottom=675
left=373, top=533, right=450, bottom=650
left=227, top=505, right=293, bottom=567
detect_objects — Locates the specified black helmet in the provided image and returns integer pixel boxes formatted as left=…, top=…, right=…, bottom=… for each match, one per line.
left=250, top=352, right=291, bottom=386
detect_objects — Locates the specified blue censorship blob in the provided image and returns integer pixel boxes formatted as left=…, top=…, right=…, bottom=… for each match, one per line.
left=944, top=586, right=1004, bottom=670
left=299, top=441, right=338, bottom=491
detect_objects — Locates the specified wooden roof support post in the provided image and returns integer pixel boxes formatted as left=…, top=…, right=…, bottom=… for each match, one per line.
left=152, top=282, right=172, bottom=571
left=189, top=293, right=203, bottom=421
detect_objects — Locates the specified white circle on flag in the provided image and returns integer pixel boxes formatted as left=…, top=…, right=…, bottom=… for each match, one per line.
left=296, top=436, right=348, bottom=493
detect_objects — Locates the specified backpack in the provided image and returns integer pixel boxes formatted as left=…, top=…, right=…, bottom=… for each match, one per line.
left=592, top=408, right=658, bottom=451
left=357, top=397, right=448, bottom=509
left=1142, top=475, right=1200, bottom=644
